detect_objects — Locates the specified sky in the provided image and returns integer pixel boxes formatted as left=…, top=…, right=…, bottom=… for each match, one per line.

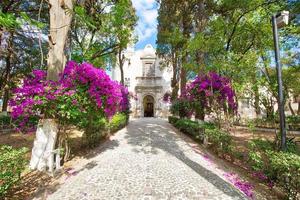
left=131, top=0, right=158, bottom=50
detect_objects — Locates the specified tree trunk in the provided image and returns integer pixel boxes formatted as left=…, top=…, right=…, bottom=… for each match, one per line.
left=196, top=51, right=205, bottom=73
left=47, top=0, right=73, bottom=81
left=288, top=101, right=295, bottom=116
left=30, top=0, right=73, bottom=172
left=180, top=5, right=190, bottom=95
left=57, top=125, right=70, bottom=163
left=2, top=89, right=9, bottom=112
left=180, top=61, right=187, bottom=95
left=195, top=104, right=205, bottom=120
left=298, top=102, right=300, bottom=115
left=254, top=87, right=261, bottom=116
left=118, top=49, right=125, bottom=85
left=171, top=50, right=179, bottom=101
left=0, top=29, right=3, bottom=49
left=2, top=32, right=12, bottom=112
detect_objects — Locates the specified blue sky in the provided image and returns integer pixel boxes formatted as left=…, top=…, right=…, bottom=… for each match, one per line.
left=132, top=0, right=158, bottom=50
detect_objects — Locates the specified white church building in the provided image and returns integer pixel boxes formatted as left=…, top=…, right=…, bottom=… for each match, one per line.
left=112, top=44, right=172, bottom=118
left=112, top=44, right=298, bottom=120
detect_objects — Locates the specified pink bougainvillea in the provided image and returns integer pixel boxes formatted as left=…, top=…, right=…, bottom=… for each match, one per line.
left=178, top=72, right=237, bottom=119
left=186, top=72, right=237, bottom=111
left=9, top=61, right=129, bottom=131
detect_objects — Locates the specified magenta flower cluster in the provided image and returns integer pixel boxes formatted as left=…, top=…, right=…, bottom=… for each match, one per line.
left=9, top=61, right=129, bottom=131
left=184, top=72, right=237, bottom=112
left=224, top=172, right=254, bottom=199
left=251, top=171, right=274, bottom=189
left=163, top=91, right=171, bottom=103
left=60, top=61, right=129, bottom=116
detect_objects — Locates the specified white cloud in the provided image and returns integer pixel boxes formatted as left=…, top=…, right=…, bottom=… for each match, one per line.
left=143, top=9, right=158, bottom=24
left=131, top=0, right=158, bottom=47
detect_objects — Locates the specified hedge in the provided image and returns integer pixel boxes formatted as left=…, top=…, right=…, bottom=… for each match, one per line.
left=168, top=116, right=300, bottom=199
left=108, top=113, right=128, bottom=133
left=242, top=116, right=300, bottom=131
left=0, top=145, right=28, bottom=197
left=169, top=117, right=204, bottom=141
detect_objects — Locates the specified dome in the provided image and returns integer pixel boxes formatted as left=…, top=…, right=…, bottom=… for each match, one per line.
left=141, top=44, right=156, bottom=58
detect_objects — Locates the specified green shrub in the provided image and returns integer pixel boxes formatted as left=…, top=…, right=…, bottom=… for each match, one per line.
left=84, top=116, right=107, bottom=147
left=0, top=115, right=11, bottom=125
left=170, top=99, right=193, bottom=118
left=266, top=151, right=300, bottom=199
left=286, top=115, right=300, bottom=131
left=247, top=138, right=300, bottom=199
left=248, top=151, right=264, bottom=171
left=203, top=122, right=217, bottom=130
left=205, top=128, right=233, bottom=154
left=248, top=138, right=274, bottom=152
left=174, top=118, right=205, bottom=141
left=247, top=139, right=274, bottom=171
left=108, top=113, right=128, bottom=133
left=168, top=116, right=179, bottom=125
left=286, top=138, right=299, bottom=155
left=286, top=115, right=300, bottom=125
left=0, top=145, right=28, bottom=197
left=246, top=116, right=300, bottom=131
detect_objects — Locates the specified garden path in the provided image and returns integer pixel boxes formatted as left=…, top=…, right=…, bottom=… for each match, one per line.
left=40, top=118, right=246, bottom=200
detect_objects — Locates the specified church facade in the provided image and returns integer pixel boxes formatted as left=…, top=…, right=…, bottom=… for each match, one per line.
left=112, top=44, right=299, bottom=120
left=111, top=44, right=172, bottom=118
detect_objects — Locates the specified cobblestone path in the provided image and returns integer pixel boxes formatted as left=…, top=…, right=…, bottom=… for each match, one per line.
left=44, top=118, right=246, bottom=200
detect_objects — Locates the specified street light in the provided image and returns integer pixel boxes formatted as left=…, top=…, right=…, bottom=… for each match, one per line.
left=271, top=11, right=289, bottom=151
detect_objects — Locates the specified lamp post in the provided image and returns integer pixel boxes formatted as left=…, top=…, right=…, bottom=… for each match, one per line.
left=271, top=11, right=289, bottom=151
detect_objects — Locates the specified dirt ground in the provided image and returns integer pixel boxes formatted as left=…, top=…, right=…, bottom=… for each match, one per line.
left=0, top=129, right=95, bottom=200
left=229, top=126, right=300, bottom=155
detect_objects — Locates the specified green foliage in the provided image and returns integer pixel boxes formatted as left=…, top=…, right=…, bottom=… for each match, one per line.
left=286, top=138, right=299, bottom=155
left=108, top=113, right=128, bottom=133
left=0, top=115, right=11, bottom=125
left=169, top=117, right=216, bottom=142
left=170, top=98, right=193, bottom=119
left=83, top=117, right=107, bottom=147
left=248, top=151, right=264, bottom=171
left=157, top=0, right=300, bottom=122
left=19, top=12, right=46, bottom=29
left=71, top=0, right=137, bottom=66
left=286, top=115, right=300, bottom=124
left=286, top=115, right=300, bottom=131
left=174, top=118, right=205, bottom=141
left=168, top=116, right=232, bottom=154
left=248, top=139, right=273, bottom=171
left=266, top=151, right=300, bottom=199
left=83, top=112, right=128, bottom=147
left=168, top=116, right=179, bottom=125
left=248, top=138, right=274, bottom=152
left=244, top=116, right=300, bottom=131
left=0, top=145, right=28, bottom=197
left=247, top=138, right=300, bottom=198
left=205, top=128, right=233, bottom=155
left=0, top=11, right=20, bottom=29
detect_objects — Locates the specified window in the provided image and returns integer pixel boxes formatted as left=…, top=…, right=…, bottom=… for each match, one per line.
left=143, top=62, right=155, bottom=77
left=125, top=78, right=130, bottom=88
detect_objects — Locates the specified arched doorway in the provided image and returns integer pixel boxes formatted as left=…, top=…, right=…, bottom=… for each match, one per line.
left=143, top=95, right=154, bottom=117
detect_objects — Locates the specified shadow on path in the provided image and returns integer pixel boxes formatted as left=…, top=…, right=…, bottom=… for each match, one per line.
left=125, top=118, right=245, bottom=199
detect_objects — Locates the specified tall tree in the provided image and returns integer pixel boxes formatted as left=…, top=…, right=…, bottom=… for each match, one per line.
left=0, top=0, right=49, bottom=112
left=70, top=0, right=137, bottom=70
left=157, top=0, right=194, bottom=97
left=113, top=0, right=137, bottom=85
left=47, top=0, right=73, bottom=81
